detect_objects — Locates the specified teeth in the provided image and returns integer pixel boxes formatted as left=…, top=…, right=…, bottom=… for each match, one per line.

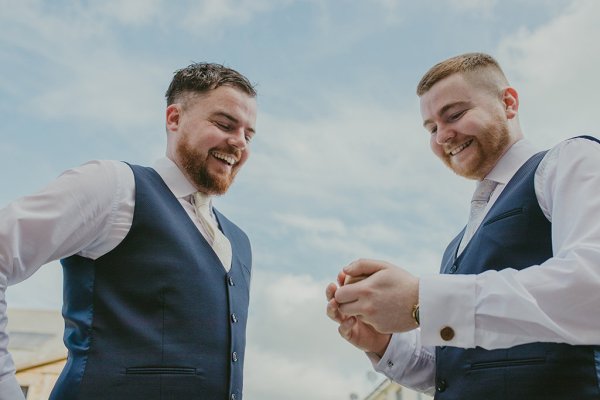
left=449, top=139, right=473, bottom=156
left=212, top=151, right=237, bottom=165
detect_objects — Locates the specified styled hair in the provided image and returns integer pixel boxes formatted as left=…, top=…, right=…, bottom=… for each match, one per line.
left=165, top=62, right=256, bottom=105
left=416, top=52, right=508, bottom=96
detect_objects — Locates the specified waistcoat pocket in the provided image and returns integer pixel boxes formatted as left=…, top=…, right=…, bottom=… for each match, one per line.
left=469, top=356, right=546, bottom=370
left=126, top=366, right=197, bottom=375
left=483, top=207, right=524, bottom=226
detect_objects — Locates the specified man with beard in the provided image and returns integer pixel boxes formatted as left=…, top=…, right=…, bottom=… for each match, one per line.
left=326, top=53, right=600, bottom=399
left=0, top=63, right=257, bottom=400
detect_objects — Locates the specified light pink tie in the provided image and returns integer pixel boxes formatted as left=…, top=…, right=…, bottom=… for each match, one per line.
left=193, top=192, right=232, bottom=271
left=458, top=179, right=498, bottom=254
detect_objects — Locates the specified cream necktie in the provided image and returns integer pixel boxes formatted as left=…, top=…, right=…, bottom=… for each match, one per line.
left=458, top=179, right=498, bottom=254
left=193, top=192, right=232, bottom=271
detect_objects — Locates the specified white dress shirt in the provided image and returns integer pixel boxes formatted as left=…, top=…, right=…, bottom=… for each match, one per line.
left=373, top=137, right=600, bottom=395
left=0, top=157, right=217, bottom=398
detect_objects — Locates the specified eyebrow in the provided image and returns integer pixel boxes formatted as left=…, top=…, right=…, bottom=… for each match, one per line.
left=422, top=101, right=471, bottom=128
left=212, top=111, right=256, bottom=134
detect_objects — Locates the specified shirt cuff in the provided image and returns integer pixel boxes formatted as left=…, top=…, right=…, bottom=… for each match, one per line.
left=0, top=374, right=25, bottom=400
left=371, top=332, right=417, bottom=379
left=419, top=274, right=477, bottom=348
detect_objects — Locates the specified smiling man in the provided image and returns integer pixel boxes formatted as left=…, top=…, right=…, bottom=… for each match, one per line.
left=327, top=53, right=600, bottom=399
left=0, top=63, right=256, bottom=400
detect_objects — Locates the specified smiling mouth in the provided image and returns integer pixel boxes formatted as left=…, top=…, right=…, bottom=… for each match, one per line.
left=448, top=139, right=473, bottom=156
left=211, top=151, right=237, bottom=166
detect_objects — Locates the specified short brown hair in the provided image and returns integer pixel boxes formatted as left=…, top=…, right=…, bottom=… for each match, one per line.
left=416, top=52, right=508, bottom=96
left=165, top=62, right=256, bottom=105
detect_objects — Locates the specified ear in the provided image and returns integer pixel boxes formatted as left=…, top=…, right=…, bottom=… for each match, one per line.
left=165, top=104, right=181, bottom=133
left=502, top=87, right=519, bottom=119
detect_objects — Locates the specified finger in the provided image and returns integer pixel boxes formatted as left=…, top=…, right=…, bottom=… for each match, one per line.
left=333, top=283, right=359, bottom=305
left=337, top=270, right=347, bottom=286
left=344, top=274, right=369, bottom=285
left=325, top=282, right=337, bottom=301
left=326, top=298, right=342, bottom=322
left=337, top=299, right=361, bottom=318
left=338, top=316, right=356, bottom=340
left=344, top=259, right=386, bottom=279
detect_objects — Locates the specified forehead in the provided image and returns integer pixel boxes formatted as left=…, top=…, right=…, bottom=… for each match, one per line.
left=419, top=73, right=490, bottom=118
left=421, top=73, right=471, bottom=104
left=190, top=86, right=255, bottom=108
left=188, top=86, right=257, bottom=122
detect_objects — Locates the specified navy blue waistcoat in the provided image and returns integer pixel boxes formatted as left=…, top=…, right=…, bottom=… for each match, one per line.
left=435, top=137, right=600, bottom=400
left=51, top=164, right=252, bottom=400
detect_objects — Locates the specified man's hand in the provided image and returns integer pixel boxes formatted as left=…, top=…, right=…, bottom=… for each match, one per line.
left=325, top=274, right=391, bottom=357
left=334, top=259, right=419, bottom=333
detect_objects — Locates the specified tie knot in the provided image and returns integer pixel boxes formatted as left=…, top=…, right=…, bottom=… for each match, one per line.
left=472, top=179, right=498, bottom=202
left=193, top=192, right=211, bottom=210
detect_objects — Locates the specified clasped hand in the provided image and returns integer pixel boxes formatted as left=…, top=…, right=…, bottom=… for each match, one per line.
left=325, top=259, right=419, bottom=356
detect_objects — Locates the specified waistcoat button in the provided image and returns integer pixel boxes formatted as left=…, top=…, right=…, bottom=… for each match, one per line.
left=232, top=351, right=238, bottom=362
left=436, top=378, right=447, bottom=392
left=231, top=313, right=238, bottom=323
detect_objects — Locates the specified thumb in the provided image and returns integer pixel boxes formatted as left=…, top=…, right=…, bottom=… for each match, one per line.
left=344, top=259, right=386, bottom=278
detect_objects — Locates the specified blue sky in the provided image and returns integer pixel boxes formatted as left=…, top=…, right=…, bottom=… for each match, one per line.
left=2, top=0, right=599, bottom=398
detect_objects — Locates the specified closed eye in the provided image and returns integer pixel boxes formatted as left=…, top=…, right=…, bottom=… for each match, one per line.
left=448, top=110, right=466, bottom=122
left=215, top=121, right=232, bottom=131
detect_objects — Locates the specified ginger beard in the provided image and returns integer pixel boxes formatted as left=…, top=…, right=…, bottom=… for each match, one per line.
left=442, top=113, right=510, bottom=180
left=177, top=137, right=241, bottom=195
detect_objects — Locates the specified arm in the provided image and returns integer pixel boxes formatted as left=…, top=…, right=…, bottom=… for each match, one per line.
left=0, top=160, right=132, bottom=399
left=327, top=271, right=436, bottom=393
left=420, top=138, right=600, bottom=348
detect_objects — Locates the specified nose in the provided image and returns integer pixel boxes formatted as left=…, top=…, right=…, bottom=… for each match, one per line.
left=227, top=129, right=247, bottom=150
left=435, top=124, right=455, bottom=145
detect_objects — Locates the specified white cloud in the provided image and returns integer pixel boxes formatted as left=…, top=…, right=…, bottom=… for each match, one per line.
left=181, top=0, right=293, bottom=34
left=498, top=0, right=600, bottom=147
left=0, top=1, right=169, bottom=139
left=251, top=100, right=432, bottom=196
left=245, top=271, right=378, bottom=399
left=274, top=213, right=348, bottom=236
left=5, top=261, right=63, bottom=310
left=245, top=346, right=373, bottom=400
left=90, top=0, right=165, bottom=26
left=244, top=94, right=473, bottom=274
left=447, top=0, right=498, bottom=14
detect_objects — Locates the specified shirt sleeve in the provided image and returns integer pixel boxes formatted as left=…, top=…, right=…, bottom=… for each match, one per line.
left=419, top=137, right=600, bottom=349
left=0, top=159, right=133, bottom=391
left=0, top=370, right=25, bottom=400
left=369, top=331, right=436, bottom=395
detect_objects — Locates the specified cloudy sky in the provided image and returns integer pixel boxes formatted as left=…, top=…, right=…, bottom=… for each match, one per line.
left=1, top=0, right=599, bottom=398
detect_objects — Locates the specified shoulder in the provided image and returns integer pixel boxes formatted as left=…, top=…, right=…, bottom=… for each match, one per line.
left=538, top=136, right=600, bottom=176
left=545, top=135, right=600, bottom=159
left=45, top=161, right=135, bottom=223
left=63, top=159, right=133, bottom=180
left=53, top=160, right=128, bottom=186
left=535, top=136, right=600, bottom=219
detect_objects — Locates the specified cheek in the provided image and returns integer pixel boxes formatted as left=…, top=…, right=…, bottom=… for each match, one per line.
left=430, top=138, right=445, bottom=158
left=238, top=149, right=250, bottom=166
